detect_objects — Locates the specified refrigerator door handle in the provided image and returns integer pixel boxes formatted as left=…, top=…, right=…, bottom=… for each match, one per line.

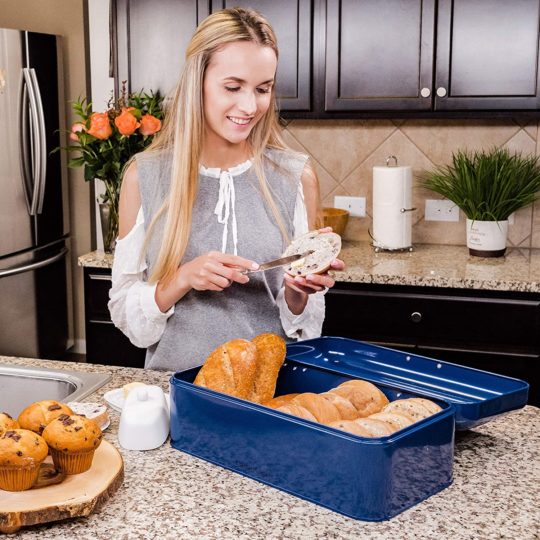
left=21, top=67, right=42, bottom=216
left=17, top=70, right=33, bottom=214
left=0, top=247, right=67, bottom=279
left=28, top=68, right=47, bottom=214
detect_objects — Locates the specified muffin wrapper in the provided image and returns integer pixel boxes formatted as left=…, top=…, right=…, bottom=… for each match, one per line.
left=49, top=448, right=95, bottom=474
left=0, top=465, right=40, bottom=491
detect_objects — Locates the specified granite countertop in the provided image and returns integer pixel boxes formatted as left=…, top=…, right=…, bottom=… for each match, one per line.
left=1, top=356, right=539, bottom=539
left=78, top=242, right=540, bottom=293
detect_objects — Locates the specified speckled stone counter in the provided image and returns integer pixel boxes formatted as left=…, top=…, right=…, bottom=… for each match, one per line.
left=1, top=356, right=539, bottom=539
left=78, top=243, right=540, bottom=293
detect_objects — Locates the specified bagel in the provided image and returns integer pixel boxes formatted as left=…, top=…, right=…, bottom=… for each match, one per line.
left=283, top=231, right=341, bottom=277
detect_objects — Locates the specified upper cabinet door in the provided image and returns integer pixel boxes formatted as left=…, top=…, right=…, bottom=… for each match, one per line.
left=115, top=0, right=211, bottom=97
left=435, top=0, right=540, bottom=110
left=324, top=0, right=436, bottom=111
left=211, top=0, right=312, bottom=111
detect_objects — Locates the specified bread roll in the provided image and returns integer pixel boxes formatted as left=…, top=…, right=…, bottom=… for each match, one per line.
left=328, top=420, right=372, bottom=437
left=353, top=418, right=394, bottom=437
left=194, top=339, right=257, bottom=399
left=18, top=401, right=74, bottom=435
left=264, top=393, right=300, bottom=408
left=369, top=412, right=415, bottom=432
left=249, top=333, right=286, bottom=404
left=276, top=403, right=317, bottom=422
left=319, top=392, right=358, bottom=420
left=408, top=398, right=442, bottom=415
left=283, top=231, right=341, bottom=277
left=291, top=393, right=341, bottom=424
left=383, top=399, right=432, bottom=421
left=329, top=380, right=388, bottom=417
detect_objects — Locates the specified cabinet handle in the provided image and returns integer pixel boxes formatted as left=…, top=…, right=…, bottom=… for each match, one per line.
left=410, top=311, right=422, bottom=323
left=89, top=273, right=112, bottom=281
left=436, top=87, right=447, bottom=97
left=420, top=87, right=431, bottom=98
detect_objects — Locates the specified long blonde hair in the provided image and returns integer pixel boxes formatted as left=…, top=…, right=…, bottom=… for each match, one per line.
left=142, top=7, right=293, bottom=285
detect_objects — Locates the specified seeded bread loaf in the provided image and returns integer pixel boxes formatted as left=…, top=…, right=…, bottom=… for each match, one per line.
left=249, top=333, right=286, bottom=404
left=283, top=231, right=341, bottom=277
left=194, top=339, right=258, bottom=399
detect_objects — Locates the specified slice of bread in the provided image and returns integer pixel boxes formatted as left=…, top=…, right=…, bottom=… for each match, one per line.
left=283, top=231, right=341, bottom=277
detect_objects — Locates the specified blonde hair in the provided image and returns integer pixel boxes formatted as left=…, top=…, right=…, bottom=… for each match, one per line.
left=142, top=7, right=296, bottom=285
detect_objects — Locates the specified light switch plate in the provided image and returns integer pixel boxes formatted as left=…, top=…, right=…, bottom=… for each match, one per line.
left=334, top=196, right=366, bottom=217
left=425, top=199, right=460, bottom=222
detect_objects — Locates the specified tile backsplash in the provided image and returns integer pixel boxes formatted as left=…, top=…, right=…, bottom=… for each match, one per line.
left=281, top=119, right=540, bottom=248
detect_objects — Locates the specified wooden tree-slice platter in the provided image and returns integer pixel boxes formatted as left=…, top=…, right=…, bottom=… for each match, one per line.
left=0, top=440, right=124, bottom=534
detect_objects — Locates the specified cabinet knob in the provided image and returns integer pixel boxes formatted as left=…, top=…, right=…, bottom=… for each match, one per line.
left=436, top=87, right=447, bottom=97
left=420, top=87, right=431, bottom=98
left=410, top=311, right=422, bottom=323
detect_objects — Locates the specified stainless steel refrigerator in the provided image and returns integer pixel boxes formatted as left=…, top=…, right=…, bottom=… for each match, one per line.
left=0, top=28, right=72, bottom=358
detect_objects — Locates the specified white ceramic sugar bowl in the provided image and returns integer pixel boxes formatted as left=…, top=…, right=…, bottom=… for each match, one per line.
left=118, top=385, right=170, bottom=450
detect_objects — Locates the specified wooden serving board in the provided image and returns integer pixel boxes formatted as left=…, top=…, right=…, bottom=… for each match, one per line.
left=0, top=440, right=124, bottom=534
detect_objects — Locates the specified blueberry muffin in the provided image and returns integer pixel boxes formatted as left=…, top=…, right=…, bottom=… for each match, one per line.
left=0, top=429, right=48, bottom=491
left=42, top=414, right=102, bottom=474
left=0, top=412, right=20, bottom=437
left=18, top=400, right=74, bottom=435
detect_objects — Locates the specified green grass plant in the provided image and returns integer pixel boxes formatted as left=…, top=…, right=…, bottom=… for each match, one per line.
left=420, top=148, right=540, bottom=221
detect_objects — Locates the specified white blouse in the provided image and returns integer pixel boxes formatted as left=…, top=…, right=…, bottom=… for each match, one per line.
left=108, top=159, right=326, bottom=349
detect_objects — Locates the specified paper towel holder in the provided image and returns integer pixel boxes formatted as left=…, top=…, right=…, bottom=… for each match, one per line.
left=371, top=155, right=416, bottom=253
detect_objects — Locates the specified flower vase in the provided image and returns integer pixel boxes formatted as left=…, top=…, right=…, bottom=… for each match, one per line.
left=99, top=202, right=118, bottom=254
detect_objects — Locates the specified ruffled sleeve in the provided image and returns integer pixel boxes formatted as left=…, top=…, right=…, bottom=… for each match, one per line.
left=107, top=207, right=174, bottom=348
left=275, top=180, right=326, bottom=340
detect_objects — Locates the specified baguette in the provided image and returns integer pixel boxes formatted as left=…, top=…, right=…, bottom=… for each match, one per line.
left=328, top=420, right=372, bottom=437
left=329, top=380, right=388, bottom=417
left=291, top=393, right=341, bottom=425
left=277, top=403, right=317, bottom=422
left=319, top=392, right=358, bottom=420
left=282, top=231, right=341, bottom=277
left=249, top=333, right=286, bottom=404
left=194, top=339, right=257, bottom=399
left=264, top=393, right=300, bottom=408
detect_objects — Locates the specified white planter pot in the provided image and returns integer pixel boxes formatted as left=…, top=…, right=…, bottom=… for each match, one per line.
left=466, top=219, right=508, bottom=257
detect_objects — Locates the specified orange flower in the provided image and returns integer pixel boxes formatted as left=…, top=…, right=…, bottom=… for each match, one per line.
left=139, top=114, right=162, bottom=136
left=69, top=122, right=85, bottom=141
left=87, top=112, right=112, bottom=140
left=114, top=107, right=140, bottom=136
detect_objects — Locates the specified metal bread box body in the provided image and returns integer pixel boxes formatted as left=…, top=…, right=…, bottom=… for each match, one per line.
left=169, top=340, right=456, bottom=521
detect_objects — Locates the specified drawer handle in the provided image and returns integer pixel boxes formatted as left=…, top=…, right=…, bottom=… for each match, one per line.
left=410, top=311, right=422, bottom=323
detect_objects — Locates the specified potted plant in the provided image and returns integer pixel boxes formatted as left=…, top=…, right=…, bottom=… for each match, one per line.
left=420, top=148, right=540, bottom=257
left=59, top=83, right=164, bottom=252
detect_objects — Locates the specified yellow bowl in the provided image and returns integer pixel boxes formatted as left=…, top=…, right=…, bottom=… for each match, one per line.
left=322, top=207, right=349, bottom=236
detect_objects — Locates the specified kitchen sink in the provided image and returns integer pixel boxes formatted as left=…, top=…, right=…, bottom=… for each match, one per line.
left=0, top=364, right=112, bottom=417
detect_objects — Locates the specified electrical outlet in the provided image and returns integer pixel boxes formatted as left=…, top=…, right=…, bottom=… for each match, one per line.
left=334, top=196, right=366, bottom=217
left=425, top=199, right=460, bottom=222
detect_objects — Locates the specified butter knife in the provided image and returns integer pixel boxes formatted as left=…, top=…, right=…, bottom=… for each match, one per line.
left=243, top=251, right=313, bottom=274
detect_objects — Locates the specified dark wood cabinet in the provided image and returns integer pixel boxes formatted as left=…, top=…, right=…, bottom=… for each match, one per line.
left=324, top=0, right=436, bottom=112
left=435, top=0, right=540, bottom=110
left=83, top=267, right=146, bottom=368
left=114, top=0, right=312, bottom=111
left=112, top=0, right=540, bottom=117
left=322, top=282, right=540, bottom=405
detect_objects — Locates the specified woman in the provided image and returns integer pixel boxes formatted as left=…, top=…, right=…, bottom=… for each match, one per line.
left=108, top=7, right=344, bottom=371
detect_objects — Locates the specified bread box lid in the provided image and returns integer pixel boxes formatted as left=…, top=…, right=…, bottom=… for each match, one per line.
left=285, top=337, right=529, bottom=430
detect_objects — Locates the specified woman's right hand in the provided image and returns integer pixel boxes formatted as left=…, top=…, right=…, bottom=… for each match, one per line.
left=155, top=252, right=259, bottom=312
left=177, top=251, right=259, bottom=292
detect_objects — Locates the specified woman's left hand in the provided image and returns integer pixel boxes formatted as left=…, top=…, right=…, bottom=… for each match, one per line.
left=284, top=257, right=345, bottom=295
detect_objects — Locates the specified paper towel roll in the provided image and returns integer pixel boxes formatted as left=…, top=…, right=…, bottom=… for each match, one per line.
left=372, top=165, right=413, bottom=250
